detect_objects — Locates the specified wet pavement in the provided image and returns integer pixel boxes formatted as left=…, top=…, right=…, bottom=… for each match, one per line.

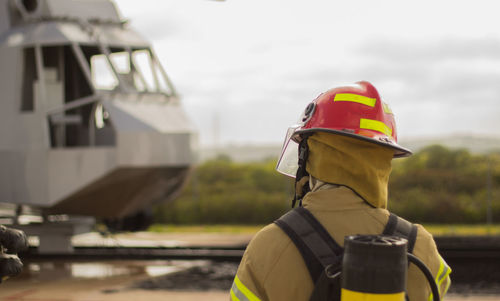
left=0, top=259, right=500, bottom=301
left=0, top=259, right=228, bottom=301
left=20, top=259, right=208, bottom=281
left=70, top=231, right=253, bottom=248
left=133, top=261, right=237, bottom=291
left=1, top=232, right=499, bottom=300
left=0, top=231, right=240, bottom=300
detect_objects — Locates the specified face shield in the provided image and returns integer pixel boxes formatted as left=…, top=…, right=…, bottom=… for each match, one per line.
left=276, top=125, right=301, bottom=177
left=276, top=102, right=316, bottom=177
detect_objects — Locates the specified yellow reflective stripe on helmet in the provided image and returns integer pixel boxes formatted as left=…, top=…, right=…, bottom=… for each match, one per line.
left=231, top=275, right=261, bottom=301
left=428, top=256, right=452, bottom=301
left=382, top=102, right=393, bottom=114
left=334, top=93, right=376, bottom=107
left=359, top=118, right=392, bottom=137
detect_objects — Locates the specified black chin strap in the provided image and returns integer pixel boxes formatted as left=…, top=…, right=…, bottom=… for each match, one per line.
left=292, top=137, right=311, bottom=208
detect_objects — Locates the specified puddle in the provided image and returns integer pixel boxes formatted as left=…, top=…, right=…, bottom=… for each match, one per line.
left=9, top=258, right=239, bottom=292
left=132, top=261, right=239, bottom=291
left=71, top=263, right=134, bottom=278
left=18, top=260, right=209, bottom=281
left=71, top=232, right=186, bottom=248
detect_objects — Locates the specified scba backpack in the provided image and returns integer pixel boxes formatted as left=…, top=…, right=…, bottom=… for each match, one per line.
left=274, top=207, right=417, bottom=301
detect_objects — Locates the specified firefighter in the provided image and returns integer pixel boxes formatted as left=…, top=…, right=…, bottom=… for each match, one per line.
left=230, top=81, right=451, bottom=301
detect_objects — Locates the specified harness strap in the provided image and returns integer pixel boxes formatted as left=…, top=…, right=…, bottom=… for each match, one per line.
left=383, top=213, right=418, bottom=253
left=274, top=207, right=343, bottom=283
left=275, top=208, right=418, bottom=301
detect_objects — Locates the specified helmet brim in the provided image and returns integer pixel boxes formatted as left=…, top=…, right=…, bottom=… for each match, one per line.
left=294, top=128, right=412, bottom=158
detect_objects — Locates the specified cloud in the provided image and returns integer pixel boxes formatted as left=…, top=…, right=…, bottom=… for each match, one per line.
left=117, top=1, right=201, bottom=41
left=182, top=35, right=500, bottom=144
left=359, top=38, right=500, bottom=63
left=334, top=38, right=500, bottom=109
left=116, top=0, right=500, bottom=145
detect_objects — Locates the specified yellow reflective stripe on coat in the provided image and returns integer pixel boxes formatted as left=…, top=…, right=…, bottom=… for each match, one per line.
left=359, top=118, right=392, bottom=137
left=428, top=256, right=452, bottom=301
left=443, top=276, right=451, bottom=296
left=231, top=275, right=261, bottom=301
left=341, top=289, right=405, bottom=301
left=334, top=93, right=376, bottom=107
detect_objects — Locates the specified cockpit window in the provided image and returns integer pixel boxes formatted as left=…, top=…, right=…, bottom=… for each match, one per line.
left=109, top=52, right=130, bottom=74
left=133, top=72, right=147, bottom=92
left=108, top=50, right=146, bottom=92
left=153, top=60, right=170, bottom=94
left=90, top=54, right=118, bottom=90
left=132, top=50, right=157, bottom=92
left=83, top=46, right=172, bottom=94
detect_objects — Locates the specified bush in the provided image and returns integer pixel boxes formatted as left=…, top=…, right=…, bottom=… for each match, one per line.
left=389, top=146, right=500, bottom=224
left=153, top=158, right=294, bottom=224
left=154, top=146, right=500, bottom=225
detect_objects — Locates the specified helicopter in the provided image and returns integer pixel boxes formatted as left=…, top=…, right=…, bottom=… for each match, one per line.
left=0, top=0, right=197, bottom=251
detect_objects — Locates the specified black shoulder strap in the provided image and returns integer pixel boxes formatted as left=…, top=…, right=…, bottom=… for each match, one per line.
left=275, top=209, right=418, bottom=299
left=383, top=213, right=418, bottom=253
left=274, top=207, right=343, bottom=283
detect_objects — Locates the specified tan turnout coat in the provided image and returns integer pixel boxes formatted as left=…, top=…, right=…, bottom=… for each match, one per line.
left=231, top=186, right=451, bottom=301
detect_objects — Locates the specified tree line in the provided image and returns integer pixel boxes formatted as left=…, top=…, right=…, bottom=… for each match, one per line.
left=153, top=145, right=500, bottom=225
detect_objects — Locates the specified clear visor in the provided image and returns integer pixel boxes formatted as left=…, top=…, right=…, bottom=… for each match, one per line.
left=276, top=126, right=300, bottom=178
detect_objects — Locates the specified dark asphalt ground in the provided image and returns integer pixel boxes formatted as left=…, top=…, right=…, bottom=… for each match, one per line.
left=131, top=261, right=500, bottom=295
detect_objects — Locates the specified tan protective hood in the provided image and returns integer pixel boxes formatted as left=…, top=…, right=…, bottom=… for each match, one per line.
left=306, top=132, right=393, bottom=208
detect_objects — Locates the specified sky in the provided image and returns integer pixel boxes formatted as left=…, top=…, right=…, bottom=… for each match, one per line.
left=116, top=0, right=500, bottom=147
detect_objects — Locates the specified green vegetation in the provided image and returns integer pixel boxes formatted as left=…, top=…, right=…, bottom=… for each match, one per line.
left=388, top=145, right=500, bottom=224
left=153, top=145, right=500, bottom=225
left=148, top=224, right=264, bottom=234
left=154, top=157, right=294, bottom=224
left=424, top=224, right=500, bottom=236
left=148, top=224, right=500, bottom=236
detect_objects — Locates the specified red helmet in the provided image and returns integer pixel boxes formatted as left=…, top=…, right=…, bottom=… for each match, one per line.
left=276, top=81, right=412, bottom=177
